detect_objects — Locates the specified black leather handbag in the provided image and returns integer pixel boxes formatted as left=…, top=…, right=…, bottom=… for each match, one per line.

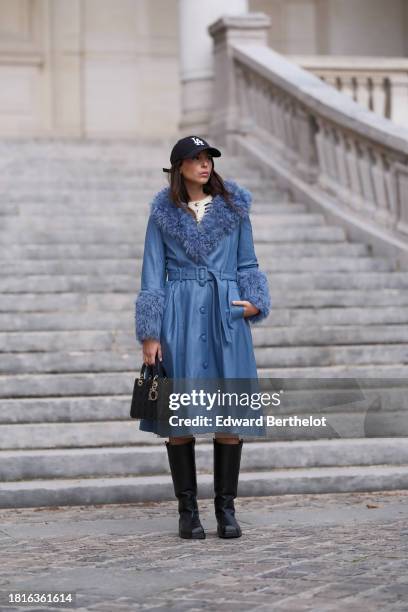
left=130, top=356, right=170, bottom=421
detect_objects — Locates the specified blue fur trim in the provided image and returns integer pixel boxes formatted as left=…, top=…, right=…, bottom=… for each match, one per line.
left=150, top=179, right=252, bottom=264
left=237, top=267, right=271, bottom=323
left=135, top=290, right=165, bottom=343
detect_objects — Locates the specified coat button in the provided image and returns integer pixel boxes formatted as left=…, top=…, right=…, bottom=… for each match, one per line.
left=202, top=361, right=208, bottom=368
left=199, top=306, right=205, bottom=314
left=200, top=333, right=206, bottom=341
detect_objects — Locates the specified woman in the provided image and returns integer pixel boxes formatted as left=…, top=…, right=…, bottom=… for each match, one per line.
left=135, top=135, right=271, bottom=540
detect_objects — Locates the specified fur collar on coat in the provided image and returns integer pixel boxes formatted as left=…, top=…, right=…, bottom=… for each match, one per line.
left=149, top=179, right=252, bottom=264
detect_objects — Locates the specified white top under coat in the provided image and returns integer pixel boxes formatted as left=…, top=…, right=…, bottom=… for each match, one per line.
left=187, top=194, right=213, bottom=223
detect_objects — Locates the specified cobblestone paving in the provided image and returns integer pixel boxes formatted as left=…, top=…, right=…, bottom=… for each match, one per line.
left=0, top=491, right=407, bottom=611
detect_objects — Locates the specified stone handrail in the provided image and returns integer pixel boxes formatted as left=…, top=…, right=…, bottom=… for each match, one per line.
left=288, top=55, right=408, bottom=128
left=208, top=14, right=408, bottom=257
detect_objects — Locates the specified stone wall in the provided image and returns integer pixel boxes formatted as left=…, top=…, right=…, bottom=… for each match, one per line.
left=249, top=0, right=408, bottom=56
left=0, top=0, right=179, bottom=138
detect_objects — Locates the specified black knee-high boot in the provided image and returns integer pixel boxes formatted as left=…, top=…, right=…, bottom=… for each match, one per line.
left=165, top=438, right=206, bottom=539
left=213, top=438, right=243, bottom=538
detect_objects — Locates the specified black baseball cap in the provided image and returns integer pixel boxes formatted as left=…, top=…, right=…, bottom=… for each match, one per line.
left=162, top=135, right=221, bottom=173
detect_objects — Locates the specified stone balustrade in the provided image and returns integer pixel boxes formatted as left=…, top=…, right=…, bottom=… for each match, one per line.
left=288, top=56, right=408, bottom=129
left=208, top=14, right=408, bottom=263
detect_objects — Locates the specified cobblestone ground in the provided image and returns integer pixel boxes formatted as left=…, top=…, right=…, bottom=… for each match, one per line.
left=0, top=491, right=407, bottom=612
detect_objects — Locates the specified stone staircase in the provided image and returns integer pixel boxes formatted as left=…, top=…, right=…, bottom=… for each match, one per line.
left=0, top=139, right=407, bottom=508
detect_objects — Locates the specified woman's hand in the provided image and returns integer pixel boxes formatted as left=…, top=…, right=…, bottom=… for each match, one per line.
left=232, top=300, right=260, bottom=318
left=142, top=339, right=163, bottom=365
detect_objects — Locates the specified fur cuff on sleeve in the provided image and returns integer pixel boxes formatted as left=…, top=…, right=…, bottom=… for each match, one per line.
left=237, top=268, right=271, bottom=323
left=135, top=290, right=165, bottom=343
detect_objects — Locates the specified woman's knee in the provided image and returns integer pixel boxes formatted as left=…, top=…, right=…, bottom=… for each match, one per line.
left=167, top=436, right=195, bottom=445
left=214, top=434, right=240, bottom=444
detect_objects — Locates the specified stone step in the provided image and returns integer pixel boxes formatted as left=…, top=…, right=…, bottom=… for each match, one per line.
left=1, top=153, right=256, bottom=166
left=1, top=165, right=265, bottom=180
left=3, top=324, right=408, bottom=355
left=271, top=306, right=408, bottom=326
left=258, top=363, right=408, bottom=376
left=5, top=213, right=328, bottom=230
left=2, top=188, right=161, bottom=203
left=0, top=402, right=405, bottom=444
left=0, top=148, right=253, bottom=166
left=0, top=203, right=18, bottom=215
left=0, top=343, right=407, bottom=376
left=0, top=371, right=134, bottom=398
left=1, top=356, right=408, bottom=398
left=3, top=187, right=290, bottom=205
left=0, top=165, right=273, bottom=178
left=0, top=421, right=149, bottom=450
left=0, top=331, right=119, bottom=353
left=10, top=202, right=306, bottom=216
left=0, top=175, right=279, bottom=190
left=0, top=387, right=406, bottom=424
left=1, top=158, right=259, bottom=172
left=1, top=174, right=269, bottom=189
left=0, top=241, right=370, bottom=260
left=270, top=289, right=408, bottom=307
left=3, top=293, right=408, bottom=323
left=0, top=256, right=393, bottom=276
left=0, top=165, right=270, bottom=178
left=0, top=439, right=407, bottom=481
left=251, top=324, right=408, bottom=345
left=1, top=168, right=163, bottom=179
left=0, top=464, right=407, bottom=508
left=255, top=343, right=408, bottom=368
left=2, top=271, right=408, bottom=293
left=267, top=271, right=408, bottom=290
left=0, top=396, right=133, bottom=423
left=1, top=182, right=284, bottom=196
left=0, top=225, right=346, bottom=244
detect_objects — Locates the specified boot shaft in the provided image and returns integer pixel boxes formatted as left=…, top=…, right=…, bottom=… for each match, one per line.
left=165, top=438, right=205, bottom=539
left=165, top=438, right=198, bottom=497
left=213, top=438, right=243, bottom=497
left=213, top=438, right=244, bottom=539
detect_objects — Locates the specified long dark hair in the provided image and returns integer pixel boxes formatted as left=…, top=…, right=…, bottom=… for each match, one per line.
left=164, top=157, right=240, bottom=218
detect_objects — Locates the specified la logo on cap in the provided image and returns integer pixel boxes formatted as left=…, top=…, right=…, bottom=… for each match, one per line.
left=192, top=137, right=205, bottom=146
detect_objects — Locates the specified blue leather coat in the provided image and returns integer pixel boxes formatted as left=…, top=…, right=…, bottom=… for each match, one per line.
left=134, top=179, right=272, bottom=437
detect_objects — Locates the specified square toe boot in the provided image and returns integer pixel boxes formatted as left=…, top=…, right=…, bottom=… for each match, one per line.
left=165, top=438, right=206, bottom=539
left=213, top=438, right=243, bottom=538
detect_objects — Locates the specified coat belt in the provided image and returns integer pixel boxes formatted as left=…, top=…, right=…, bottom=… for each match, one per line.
left=166, top=265, right=238, bottom=344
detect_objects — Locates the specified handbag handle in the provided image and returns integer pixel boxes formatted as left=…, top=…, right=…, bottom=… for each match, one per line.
left=136, top=355, right=167, bottom=402
left=137, top=356, right=166, bottom=379
left=151, top=355, right=167, bottom=379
